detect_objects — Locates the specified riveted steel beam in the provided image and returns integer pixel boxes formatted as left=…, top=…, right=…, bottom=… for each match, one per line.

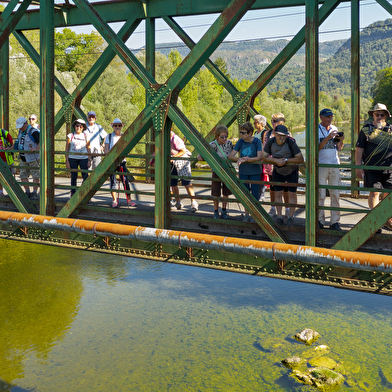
left=54, top=16, right=142, bottom=133
left=168, top=104, right=287, bottom=243
left=333, top=192, right=392, bottom=251
left=73, top=0, right=155, bottom=89
left=376, top=0, right=392, bottom=14
left=305, top=0, right=319, bottom=247
left=0, top=0, right=32, bottom=50
left=40, top=0, right=55, bottom=216
left=0, top=159, right=36, bottom=213
left=0, top=38, right=9, bottom=130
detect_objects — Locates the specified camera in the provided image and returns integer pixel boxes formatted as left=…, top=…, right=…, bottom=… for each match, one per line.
left=333, top=131, right=344, bottom=144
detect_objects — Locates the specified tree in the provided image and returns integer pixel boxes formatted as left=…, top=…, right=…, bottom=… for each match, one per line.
left=371, top=66, right=392, bottom=110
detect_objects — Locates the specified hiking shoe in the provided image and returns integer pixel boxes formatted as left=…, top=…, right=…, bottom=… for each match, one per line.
left=329, top=222, right=342, bottom=231
left=287, top=216, right=294, bottom=226
left=175, top=201, right=183, bottom=210
left=220, top=211, right=229, bottom=220
left=0, top=192, right=8, bottom=198
left=376, top=228, right=382, bottom=234
left=285, top=208, right=290, bottom=218
left=29, top=191, right=39, bottom=201
left=170, top=199, right=176, bottom=208
left=25, top=190, right=30, bottom=198
left=213, top=211, right=220, bottom=219
left=112, top=200, right=118, bottom=208
left=128, top=200, right=137, bottom=207
left=191, top=201, right=198, bottom=212
left=318, top=221, right=324, bottom=229
left=268, top=208, right=277, bottom=217
left=243, top=215, right=250, bottom=222
left=277, top=217, right=285, bottom=225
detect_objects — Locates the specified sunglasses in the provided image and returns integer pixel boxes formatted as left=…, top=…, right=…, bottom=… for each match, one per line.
left=75, top=124, right=84, bottom=128
left=240, top=131, right=248, bottom=135
left=113, top=124, right=122, bottom=128
left=375, top=113, right=386, bottom=118
left=219, top=135, right=228, bottom=139
left=29, top=118, right=36, bottom=120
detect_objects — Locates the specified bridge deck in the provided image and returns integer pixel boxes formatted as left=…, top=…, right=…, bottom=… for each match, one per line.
left=1, top=176, right=390, bottom=255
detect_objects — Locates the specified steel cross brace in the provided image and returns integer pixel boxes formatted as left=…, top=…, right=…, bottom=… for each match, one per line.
left=201, top=0, right=341, bottom=141
left=168, top=104, right=286, bottom=243
left=377, top=0, right=392, bottom=15
left=0, top=0, right=33, bottom=50
left=56, top=0, right=257, bottom=217
left=333, top=192, right=392, bottom=251
left=54, top=16, right=142, bottom=133
left=0, top=159, right=36, bottom=213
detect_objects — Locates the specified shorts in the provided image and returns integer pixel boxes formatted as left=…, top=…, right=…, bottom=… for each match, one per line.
left=364, top=169, right=392, bottom=190
left=211, top=171, right=232, bottom=197
left=171, top=164, right=191, bottom=187
left=272, top=169, right=298, bottom=192
left=19, top=160, right=40, bottom=180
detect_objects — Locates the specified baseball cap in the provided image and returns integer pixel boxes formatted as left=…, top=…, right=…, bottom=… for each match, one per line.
left=16, top=117, right=27, bottom=129
left=111, top=118, right=122, bottom=125
left=274, top=124, right=290, bottom=136
left=87, top=111, right=96, bottom=117
left=319, top=108, right=334, bottom=117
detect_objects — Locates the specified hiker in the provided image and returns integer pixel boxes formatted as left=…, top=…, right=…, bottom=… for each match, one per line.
left=86, top=111, right=107, bottom=169
left=0, top=128, right=14, bottom=197
left=65, top=119, right=91, bottom=197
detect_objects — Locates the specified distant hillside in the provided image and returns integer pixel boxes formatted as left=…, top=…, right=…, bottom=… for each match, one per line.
left=154, top=18, right=392, bottom=98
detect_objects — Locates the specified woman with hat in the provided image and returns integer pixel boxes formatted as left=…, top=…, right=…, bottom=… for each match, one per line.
left=65, top=119, right=91, bottom=197
left=104, top=118, right=136, bottom=208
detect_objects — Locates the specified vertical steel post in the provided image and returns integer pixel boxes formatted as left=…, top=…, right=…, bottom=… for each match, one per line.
left=305, top=0, right=319, bottom=246
left=0, top=38, right=9, bottom=130
left=40, top=0, right=55, bottom=215
left=145, top=17, right=155, bottom=184
left=351, top=0, right=360, bottom=197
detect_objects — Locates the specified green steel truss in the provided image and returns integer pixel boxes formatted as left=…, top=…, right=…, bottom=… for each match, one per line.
left=0, top=0, right=389, bottom=252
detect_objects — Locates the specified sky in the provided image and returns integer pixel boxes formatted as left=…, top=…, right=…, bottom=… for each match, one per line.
left=66, top=0, right=392, bottom=50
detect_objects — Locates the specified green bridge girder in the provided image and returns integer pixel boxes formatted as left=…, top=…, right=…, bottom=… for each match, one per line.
left=0, top=0, right=390, bottom=254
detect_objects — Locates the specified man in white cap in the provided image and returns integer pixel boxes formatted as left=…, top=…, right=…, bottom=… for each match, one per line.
left=86, top=111, right=107, bottom=169
left=355, top=103, right=392, bottom=231
left=14, top=116, right=40, bottom=200
left=318, top=108, right=344, bottom=231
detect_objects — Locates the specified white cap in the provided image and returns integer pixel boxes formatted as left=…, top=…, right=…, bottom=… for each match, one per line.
left=16, top=117, right=27, bottom=129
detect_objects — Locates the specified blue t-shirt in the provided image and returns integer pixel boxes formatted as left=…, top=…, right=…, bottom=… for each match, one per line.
left=234, top=137, right=262, bottom=175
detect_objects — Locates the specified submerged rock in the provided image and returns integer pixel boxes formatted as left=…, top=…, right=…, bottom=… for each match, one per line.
left=294, top=328, right=320, bottom=345
left=281, top=356, right=306, bottom=369
left=315, top=345, right=329, bottom=351
left=292, top=367, right=344, bottom=389
left=309, top=356, right=337, bottom=370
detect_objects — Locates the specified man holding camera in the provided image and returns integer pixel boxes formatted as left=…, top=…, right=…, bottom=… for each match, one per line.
left=355, top=103, right=392, bottom=231
left=318, top=108, right=344, bottom=231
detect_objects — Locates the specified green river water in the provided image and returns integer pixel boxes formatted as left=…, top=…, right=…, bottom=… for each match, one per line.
left=1, top=239, right=391, bottom=391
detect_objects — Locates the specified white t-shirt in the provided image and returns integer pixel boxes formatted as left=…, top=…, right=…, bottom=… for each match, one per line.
left=86, top=123, right=107, bottom=153
left=105, top=132, right=126, bottom=162
left=318, top=124, right=340, bottom=165
left=67, top=132, right=90, bottom=160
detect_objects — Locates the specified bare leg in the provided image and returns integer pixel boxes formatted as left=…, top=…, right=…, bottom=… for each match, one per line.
left=222, top=195, right=228, bottom=209
left=172, top=185, right=180, bottom=202
left=32, top=178, right=39, bottom=193
left=289, top=192, right=297, bottom=217
left=185, top=184, right=196, bottom=203
left=21, top=177, right=30, bottom=193
left=368, top=191, right=380, bottom=209
left=275, top=190, right=284, bottom=217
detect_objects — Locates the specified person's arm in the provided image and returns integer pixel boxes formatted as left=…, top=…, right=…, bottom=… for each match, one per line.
left=336, top=135, right=345, bottom=152
left=355, top=147, right=364, bottom=179
left=86, top=139, right=92, bottom=168
left=104, top=140, right=110, bottom=155
left=318, top=129, right=338, bottom=151
left=5, top=133, right=13, bottom=149
left=65, top=136, right=71, bottom=169
left=228, top=149, right=239, bottom=162
left=30, top=130, right=40, bottom=152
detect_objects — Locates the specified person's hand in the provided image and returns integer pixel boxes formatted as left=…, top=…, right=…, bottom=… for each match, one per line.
left=87, top=159, right=92, bottom=168
left=356, top=168, right=364, bottom=180
left=275, top=158, right=287, bottom=167
left=66, top=160, right=70, bottom=169
left=237, top=156, right=249, bottom=166
left=328, top=130, right=338, bottom=140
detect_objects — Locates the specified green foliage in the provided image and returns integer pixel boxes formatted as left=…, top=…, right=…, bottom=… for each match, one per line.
left=371, top=66, right=392, bottom=110
left=54, top=28, right=106, bottom=79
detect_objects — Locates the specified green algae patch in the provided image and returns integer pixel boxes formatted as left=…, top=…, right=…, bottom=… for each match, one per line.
left=309, top=356, right=338, bottom=370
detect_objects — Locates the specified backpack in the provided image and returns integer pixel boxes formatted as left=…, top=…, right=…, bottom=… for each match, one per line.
left=1, top=129, right=14, bottom=164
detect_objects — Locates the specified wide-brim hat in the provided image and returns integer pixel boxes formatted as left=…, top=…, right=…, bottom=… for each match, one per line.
left=368, top=103, right=391, bottom=118
left=72, top=119, right=87, bottom=130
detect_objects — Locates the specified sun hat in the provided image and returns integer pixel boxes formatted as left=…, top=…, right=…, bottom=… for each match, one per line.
left=319, top=108, right=334, bottom=117
left=72, top=119, right=87, bottom=130
left=111, top=118, right=123, bottom=127
left=16, top=117, right=27, bottom=129
left=274, top=124, right=290, bottom=136
left=368, top=103, right=390, bottom=118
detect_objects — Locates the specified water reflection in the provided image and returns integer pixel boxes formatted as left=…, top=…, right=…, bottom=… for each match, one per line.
left=1, top=239, right=392, bottom=391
